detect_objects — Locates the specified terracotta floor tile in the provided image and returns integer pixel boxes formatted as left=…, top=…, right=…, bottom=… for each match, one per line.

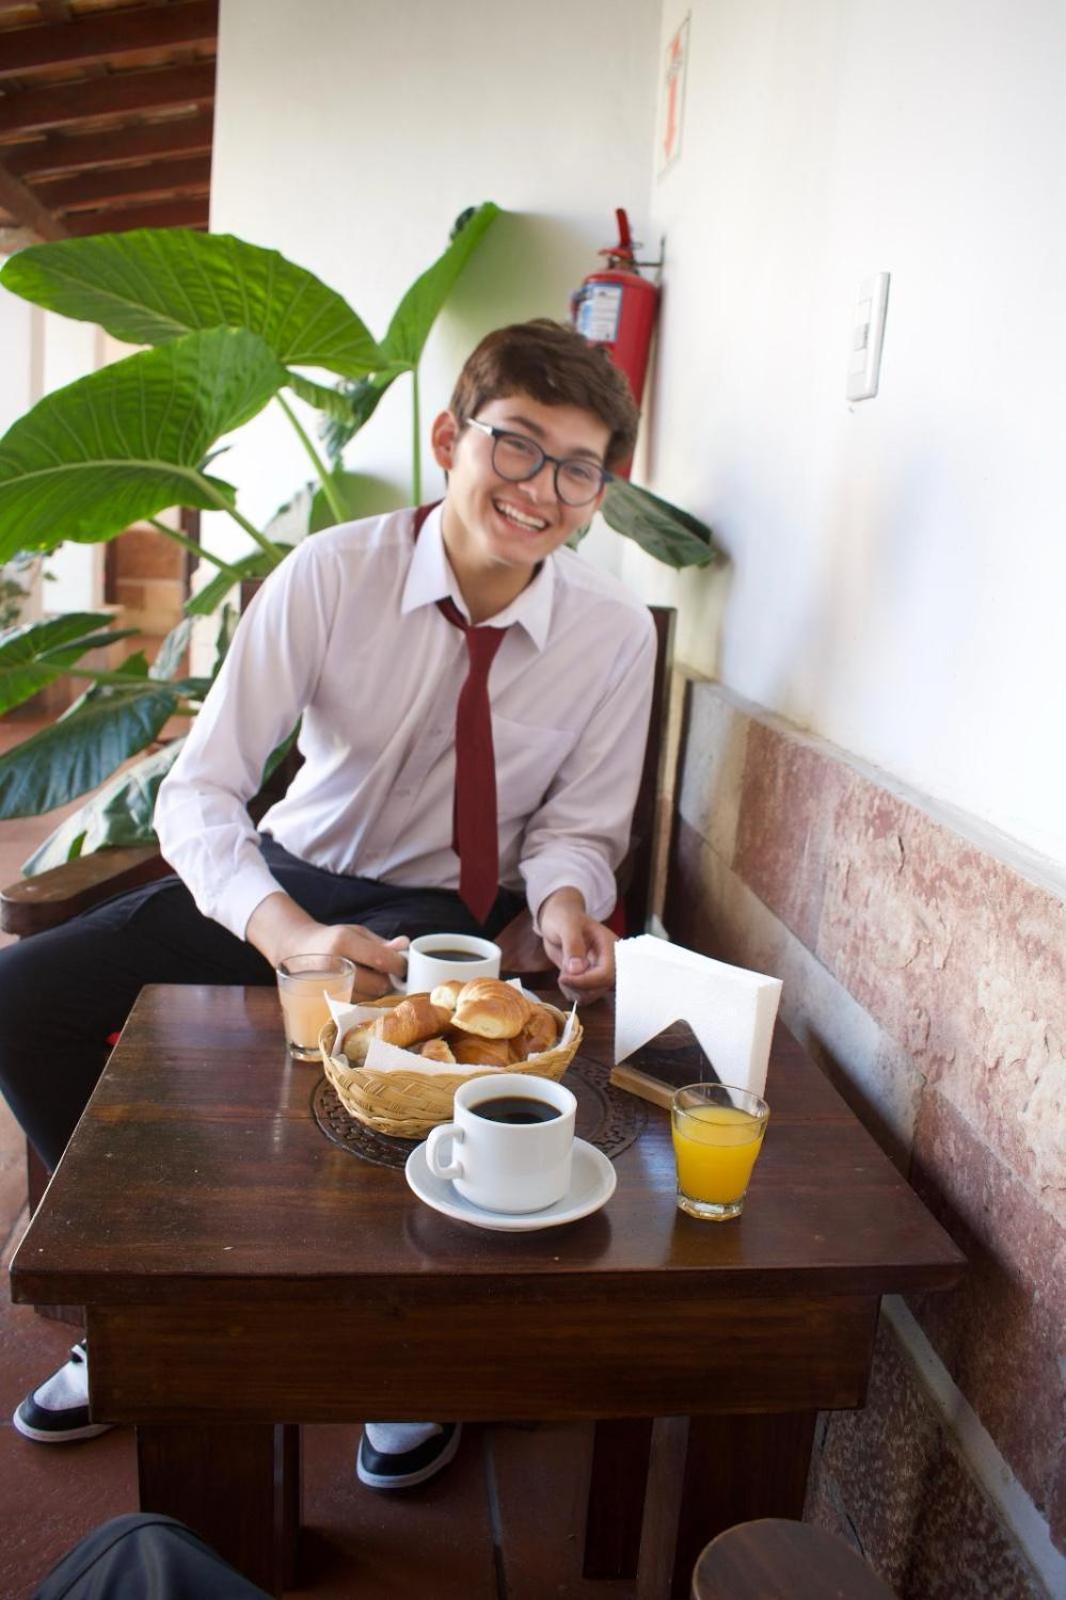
left=0, top=1295, right=137, bottom=1600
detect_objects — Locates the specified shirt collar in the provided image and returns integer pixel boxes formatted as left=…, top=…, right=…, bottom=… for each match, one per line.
left=400, top=502, right=555, bottom=650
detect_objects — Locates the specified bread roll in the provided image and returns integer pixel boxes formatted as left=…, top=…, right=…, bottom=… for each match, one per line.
left=451, top=1034, right=514, bottom=1067
left=452, top=978, right=530, bottom=1039
left=341, top=1022, right=373, bottom=1064
left=419, top=1036, right=457, bottom=1064
left=511, top=1004, right=559, bottom=1060
left=375, top=995, right=452, bottom=1049
left=429, top=979, right=465, bottom=1013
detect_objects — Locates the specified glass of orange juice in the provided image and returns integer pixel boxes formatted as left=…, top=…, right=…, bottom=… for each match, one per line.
left=276, top=954, right=355, bottom=1061
left=671, top=1083, right=770, bottom=1220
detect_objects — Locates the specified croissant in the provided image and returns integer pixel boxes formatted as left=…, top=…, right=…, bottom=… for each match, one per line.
left=419, top=1036, right=457, bottom=1064
left=451, top=1034, right=514, bottom=1067
left=511, top=1004, right=559, bottom=1059
left=452, top=978, right=530, bottom=1040
left=375, top=995, right=452, bottom=1049
left=429, top=979, right=465, bottom=1013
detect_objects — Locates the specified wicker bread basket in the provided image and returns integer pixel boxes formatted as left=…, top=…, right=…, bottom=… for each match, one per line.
left=319, top=991, right=582, bottom=1139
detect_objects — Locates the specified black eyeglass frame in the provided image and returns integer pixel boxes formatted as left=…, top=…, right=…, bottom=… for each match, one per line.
left=465, top=416, right=612, bottom=506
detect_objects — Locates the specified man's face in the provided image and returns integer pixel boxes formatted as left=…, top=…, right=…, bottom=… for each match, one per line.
left=432, top=393, right=610, bottom=578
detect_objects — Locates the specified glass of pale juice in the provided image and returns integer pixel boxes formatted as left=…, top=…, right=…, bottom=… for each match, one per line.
left=671, top=1082, right=770, bottom=1221
left=276, top=954, right=355, bottom=1061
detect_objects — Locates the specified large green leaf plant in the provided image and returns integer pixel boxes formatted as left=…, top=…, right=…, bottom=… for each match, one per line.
left=0, top=207, right=719, bottom=872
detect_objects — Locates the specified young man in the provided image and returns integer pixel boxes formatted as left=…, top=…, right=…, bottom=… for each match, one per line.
left=1, top=319, right=656, bottom=1485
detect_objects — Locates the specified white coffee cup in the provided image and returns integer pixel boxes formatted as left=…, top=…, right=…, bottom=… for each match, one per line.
left=426, top=1073, right=577, bottom=1214
left=394, top=932, right=501, bottom=994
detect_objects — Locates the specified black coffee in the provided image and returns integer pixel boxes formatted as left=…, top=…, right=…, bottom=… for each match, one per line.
left=427, top=949, right=482, bottom=961
left=472, top=1095, right=561, bottom=1126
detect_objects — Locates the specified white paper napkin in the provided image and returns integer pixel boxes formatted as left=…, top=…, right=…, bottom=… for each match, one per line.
left=613, top=935, right=782, bottom=1098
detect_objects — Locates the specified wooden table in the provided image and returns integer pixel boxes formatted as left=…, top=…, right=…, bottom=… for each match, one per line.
left=11, top=986, right=963, bottom=1599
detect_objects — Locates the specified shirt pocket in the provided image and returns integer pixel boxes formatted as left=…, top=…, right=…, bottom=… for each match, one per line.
left=492, top=714, right=579, bottom=822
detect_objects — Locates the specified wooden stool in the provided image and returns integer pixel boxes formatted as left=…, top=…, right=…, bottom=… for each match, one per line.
left=691, top=1518, right=897, bottom=1600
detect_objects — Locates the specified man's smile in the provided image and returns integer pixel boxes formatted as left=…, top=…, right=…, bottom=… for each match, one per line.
left=492, top=496, right=550, bottom=533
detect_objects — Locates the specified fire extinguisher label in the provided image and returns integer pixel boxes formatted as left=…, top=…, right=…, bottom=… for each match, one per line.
left=575, top=283, right=623, bottom=343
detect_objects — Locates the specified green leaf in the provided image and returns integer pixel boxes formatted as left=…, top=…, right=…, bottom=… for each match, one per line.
left=114, top=649, right=150, bottom=680
left=213, top=602, right=238, bottom=668
left=0, top=327, right=286, bottom=562
left=380, top=202, right=500, bottom=368
left=309, top=469, right=407, bottom=533
left=321, top=367, right=409, bottom=462
left=184, top=546, right=289, bottom=616
left=600, top=479, right=722, bottom=569
left=21, top=737, right=186, bottom=873
left=0, top=611, right=132, bottom=713
left=0, top=683, right=178, bottom=818
left=149, top=617, right=192, bottom=680
left=263, top=723, right=300, bottom=784
left=1, top=230, right=383, bottom=378
left=162, top=675, right=213, bottom=700
left=284, top=371, right=363, bottom=424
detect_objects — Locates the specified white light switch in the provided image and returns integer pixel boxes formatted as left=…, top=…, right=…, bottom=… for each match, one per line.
left=847, top=272, right=890, bottom=401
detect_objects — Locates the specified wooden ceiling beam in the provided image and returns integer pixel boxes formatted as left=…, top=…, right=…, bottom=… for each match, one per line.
left=0, top=151, right=66, bottom=238
left=0, top=61, right=216, bottom=138
left=0, top=1, right=218, bottom=80
left=43, top=152, right=210, bottom=211
left=63, top=195, right=209, bottom=236
left=3, top=112, right=215, bottom=178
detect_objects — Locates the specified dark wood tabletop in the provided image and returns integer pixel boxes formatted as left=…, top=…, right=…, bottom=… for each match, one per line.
left=13, top=984, right=961, bottom=1301
left=10, top=984, right=964, bottom=1598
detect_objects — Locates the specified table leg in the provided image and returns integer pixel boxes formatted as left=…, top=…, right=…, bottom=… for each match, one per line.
left=635, top=1411, right=817, bottom=1600
left=136, top=1422, right=300, bottom=1598
left=582, top=1418, right=653, bottom=1577
left=636, top=1416, right=690, bottom=1600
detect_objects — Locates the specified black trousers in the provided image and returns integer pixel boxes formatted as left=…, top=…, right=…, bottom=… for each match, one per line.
left=32, top=1513, right=270, bottom=1600
left=0, top=838, right=523, bottom=1170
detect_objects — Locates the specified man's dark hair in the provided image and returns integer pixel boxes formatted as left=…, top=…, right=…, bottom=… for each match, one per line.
left=450, top=319, right=639, bottom=470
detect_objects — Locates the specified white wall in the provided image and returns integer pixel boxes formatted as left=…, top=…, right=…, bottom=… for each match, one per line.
left=37, top=314, right=105, bottom=612
left=0, top=295, right=105, bottom=617
left=0, top=291, right=34, bottom=436
left=209, top=0, right=661, bottom=544
left=638, top=0, right=1066, bottom=871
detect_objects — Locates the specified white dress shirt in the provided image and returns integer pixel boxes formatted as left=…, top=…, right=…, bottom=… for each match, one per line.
left=154, top=504, right=657, bottom=941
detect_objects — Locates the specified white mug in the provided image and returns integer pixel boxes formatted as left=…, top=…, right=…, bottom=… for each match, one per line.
left=426, top=1073, right=577, bottom=1214
left=393, top=932, right=501, bottom=994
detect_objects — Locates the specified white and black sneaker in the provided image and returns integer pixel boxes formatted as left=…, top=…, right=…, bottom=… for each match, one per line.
left=12, top=1341, right=113, bottom=1444
left=356, top=1422, right=462, bottom=1489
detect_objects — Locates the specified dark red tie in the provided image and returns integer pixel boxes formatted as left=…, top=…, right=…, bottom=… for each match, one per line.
left=409, top=504, right=508, bottom=923
left=436, top=596, right=507, bottom=922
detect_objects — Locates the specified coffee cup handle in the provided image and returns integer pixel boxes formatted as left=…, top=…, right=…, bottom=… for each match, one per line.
left=390, top=951, right=408, bottom=995
left=426, top=1123, right=464, bottom=1181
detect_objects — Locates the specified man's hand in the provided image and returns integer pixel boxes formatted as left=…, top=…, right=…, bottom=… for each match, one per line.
left=538, top=887, right=616, bottom=1005
left=246, top=891, right=408, bottom=997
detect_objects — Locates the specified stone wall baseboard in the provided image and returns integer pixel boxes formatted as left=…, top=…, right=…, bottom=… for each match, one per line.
left=664, top=677, right=1065, bottom=1593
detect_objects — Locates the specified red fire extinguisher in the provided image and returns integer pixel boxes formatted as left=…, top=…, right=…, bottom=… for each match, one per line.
left=571, top=209, right=660, bottom=476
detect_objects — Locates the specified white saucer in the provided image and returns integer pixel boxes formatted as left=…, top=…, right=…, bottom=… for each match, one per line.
left=404, top=1137, right=616, bottom=1232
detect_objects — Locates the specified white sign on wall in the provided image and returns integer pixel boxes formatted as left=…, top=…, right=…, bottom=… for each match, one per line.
left=659, top=14, right=690, bottom=177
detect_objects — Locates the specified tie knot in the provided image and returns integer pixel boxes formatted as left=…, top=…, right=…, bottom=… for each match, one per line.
left=437, top=597, right=506, bottom=670
left=465, top=625, right=505, bottom=671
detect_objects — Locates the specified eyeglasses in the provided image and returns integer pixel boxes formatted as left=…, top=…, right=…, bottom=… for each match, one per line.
left=465, top=417, right=610, bottom=506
